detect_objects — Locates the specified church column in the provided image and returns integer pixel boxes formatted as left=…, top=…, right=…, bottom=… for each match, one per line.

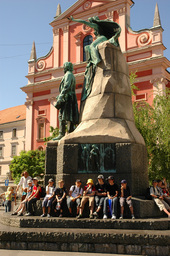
left=150, top=77, right=168, bottom=97
left=25, top=99, right=33, bottom=150
left=48, top=96, right=58, bottom=129
left=63, top=25, right=69, bottom=63
left=53, top=28, right=60, bottom=68
left=118, top=7, right=126, bottom=52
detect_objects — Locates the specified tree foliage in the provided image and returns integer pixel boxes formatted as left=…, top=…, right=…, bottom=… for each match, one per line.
left=44, top=126, right=59, bottom=143
left=133, top=89, right=170, bottom=182
left=10, top=150, right=45, bottom=184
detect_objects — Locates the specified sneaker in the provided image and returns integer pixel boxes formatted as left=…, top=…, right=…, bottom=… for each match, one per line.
left=77, top=214, right=82, bottom=219
left=11, top=212, right=17, bottom=216
left=132, top=216, right=135, bottom=219
left=89, top=214, right=93, bottom=219
left=47, top=214, right=51, bottom=218
left=103, top=214, right=107, bottom=219
left=18, top=212, right=23, bottom=216
left=119, top=216, right=123, bottom=219
left=93, top=212, right=98, bottom=216
left=111, top=215, right=116, bottom=219
left=25, top=212, right=32, bottom=216
left=41, top=214, right=46, bottom=217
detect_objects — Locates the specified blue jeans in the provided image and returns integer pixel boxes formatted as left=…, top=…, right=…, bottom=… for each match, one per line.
left=103, top=197, right=118, bottom=216
left=4, top=200, right=11, bottom=212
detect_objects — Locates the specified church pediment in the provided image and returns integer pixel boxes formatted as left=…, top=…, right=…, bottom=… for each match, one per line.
left=51, top=0, right=117, bottom=24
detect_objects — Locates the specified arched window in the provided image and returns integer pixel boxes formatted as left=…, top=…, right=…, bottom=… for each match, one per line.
left=83, top=35, right=93, bottom=61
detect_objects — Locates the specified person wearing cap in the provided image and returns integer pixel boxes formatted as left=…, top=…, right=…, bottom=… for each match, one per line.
left=16, top=171, right=32, bottom=201
left=41, top=178, right=55, bottom=218
left=52, top=180, right=67, bottom=217
left=67, top=179, right=83, bottom=216
left=119, top=180, right=135, bottom=219
left=103, top=176, right=119, bottom=219
left=93, top=175, right=107, bottom=218
left=77, top=179, right=96, bottom=219
left=150, top=180, right=170, bottom=217
left=25, top=177, right=42, bottom=216
left=11, top=179, right=33, bottom=216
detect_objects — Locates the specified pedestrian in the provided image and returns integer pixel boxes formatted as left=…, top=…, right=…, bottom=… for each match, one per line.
left=16, top=171, right=32, bottom=201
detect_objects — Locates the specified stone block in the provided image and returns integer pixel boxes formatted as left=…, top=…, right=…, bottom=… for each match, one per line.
left=47, top=242, right=60, bottom=251
left=81, top=93, right=114, bottom=121
left=61, top=243, right=70, bottom=251
left=117, top=244, right=125, bottom=254
left=78, top=243, right=88, bottom=252
left=142, top=245, right=156, bottom=256
left=10, top=242, right=27, bottom=250
left=45, top=145, right=57, bottom=174
left=125, top=244, right=142, bottom=254
left=156, top=246, right=169, bottom=256
left=70, top=243, right=79, bottom=252
left=115, top=94, right=134, bottom=121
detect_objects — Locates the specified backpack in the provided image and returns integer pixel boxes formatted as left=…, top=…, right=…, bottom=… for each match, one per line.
left=145, top=187, right=153, bottom=200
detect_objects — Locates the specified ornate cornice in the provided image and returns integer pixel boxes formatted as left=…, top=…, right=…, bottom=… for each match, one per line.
left=25, top=100, right=33, bottom=106
left=150, top=77, right=168, bottom=85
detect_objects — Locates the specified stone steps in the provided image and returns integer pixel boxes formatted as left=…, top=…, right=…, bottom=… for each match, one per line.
left=0, top=221, right=169, bottom=255
left=0, top=212, right=169, bottom=230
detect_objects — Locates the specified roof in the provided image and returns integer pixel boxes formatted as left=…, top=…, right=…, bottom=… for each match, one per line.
left=0, top=105, right=26, bottom=125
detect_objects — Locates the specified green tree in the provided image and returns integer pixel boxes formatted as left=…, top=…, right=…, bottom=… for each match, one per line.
left=44, top=126, right=59, bottom=143
left=10, top=150, right=45, bottom=184
left=133, top=89, right=170, bottom=182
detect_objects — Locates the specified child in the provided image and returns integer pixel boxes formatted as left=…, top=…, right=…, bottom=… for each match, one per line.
left=103, top=176, right=119, bottom=219
left=41, top=178, right=55, bottom=218
left=93, top=175, right=107, bottom=218
left=52, top=180, right=67, bottom=217
left=0, top=186, right=13, bottom=212
left=77, top=178, right=96, bottom=219
left=25, top=177, right=41, bottom=216
left=11, top=179, right=33, bottom=216
left=67, top=179, right=83, bottom=216
left=11, top=187, right=17, bottom=212
left=119, top=180, right=135, bottom=219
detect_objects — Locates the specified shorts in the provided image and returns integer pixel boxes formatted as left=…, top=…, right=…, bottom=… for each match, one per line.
left=120, top=197, right=132, bottom=207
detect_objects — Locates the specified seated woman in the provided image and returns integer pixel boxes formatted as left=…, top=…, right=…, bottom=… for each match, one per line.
left=25, top=177, right=41, bottom=216
left=52, top=180, right=67, bottom=217
left=119, top=180, right=135, bottom=219
left=150, top=180, right=170, bottom=218
left=77, top=179, right=96, bottom=219
left=67, top=179, right=83, bottom=216
left=41, top=178, right=55, bottom=218
left=11, top=179, right=33, bottom=216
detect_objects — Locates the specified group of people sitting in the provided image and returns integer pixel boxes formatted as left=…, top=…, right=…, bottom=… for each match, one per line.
left=9, top=174, right=135, bottom=219
left=1, top=171, right=169, bottom=219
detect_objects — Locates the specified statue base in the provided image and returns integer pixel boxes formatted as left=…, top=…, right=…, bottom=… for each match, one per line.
left=45, top=141, right=148, bottom=196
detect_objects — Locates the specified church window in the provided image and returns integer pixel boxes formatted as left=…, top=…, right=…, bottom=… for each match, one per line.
left=83, top=35, right=93, bottom=61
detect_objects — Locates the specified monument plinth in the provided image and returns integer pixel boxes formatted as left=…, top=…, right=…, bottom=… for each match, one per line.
left=46, top=41, right=148, bottom=196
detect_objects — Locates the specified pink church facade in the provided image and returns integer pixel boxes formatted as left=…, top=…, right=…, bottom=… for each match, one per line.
left=21, top=0, right=170, bottom=151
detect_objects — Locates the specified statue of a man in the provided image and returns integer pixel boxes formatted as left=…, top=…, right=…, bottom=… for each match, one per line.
left=53, top=62, right=79, bottom=140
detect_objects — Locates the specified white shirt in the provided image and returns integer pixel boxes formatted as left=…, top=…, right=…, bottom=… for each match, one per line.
left=70, top=185, right=83, bottom=198
left=18, top=176, right=32, bottom=189
left=45, top=185, right=55, bottom=198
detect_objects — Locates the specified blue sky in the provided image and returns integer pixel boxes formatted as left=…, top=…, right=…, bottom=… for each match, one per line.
left=0, top=0, right=169, bottom=111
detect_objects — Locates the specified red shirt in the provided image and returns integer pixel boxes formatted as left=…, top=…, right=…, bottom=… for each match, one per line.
left=32, top=185, right=41, bottom=199
left=84, top=185, right=96, bottom=195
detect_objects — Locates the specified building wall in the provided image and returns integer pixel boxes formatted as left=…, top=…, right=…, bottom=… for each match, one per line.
left=0, top=120, right=25, bottom=181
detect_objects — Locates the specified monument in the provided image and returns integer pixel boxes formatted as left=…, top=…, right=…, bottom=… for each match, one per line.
left=45, top=16, right=148, bottom=196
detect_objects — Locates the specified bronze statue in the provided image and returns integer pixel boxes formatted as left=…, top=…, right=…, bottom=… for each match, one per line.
left=53, top=62, right=79, bottom=140
left=68, top=16, right=121, bottom=101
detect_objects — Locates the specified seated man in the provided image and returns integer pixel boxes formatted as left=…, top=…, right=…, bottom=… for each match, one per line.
left=52, top=180, right=67, bottom=217
left=41, top=178, right=55, bottom=218
left=77, top=179, right=95, bottom=219
left=103, top=176, right=119, bottom=219
left=150, top=180, right=170, bottom=218
left=119, top=180, right=135, bottom=219
left=93, top=175, right=107, bottom=218
left=67, top=179, right=83, bottom=216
